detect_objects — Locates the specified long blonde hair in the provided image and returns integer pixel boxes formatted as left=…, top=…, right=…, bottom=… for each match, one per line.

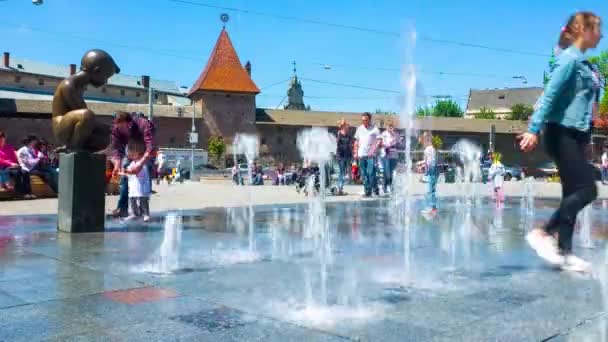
left=559, top=12, right=601, bottom=49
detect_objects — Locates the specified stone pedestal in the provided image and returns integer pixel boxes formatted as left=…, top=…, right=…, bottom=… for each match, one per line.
left=57, top=152, right=106, bottom=233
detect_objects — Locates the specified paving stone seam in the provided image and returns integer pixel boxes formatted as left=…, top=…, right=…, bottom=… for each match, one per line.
left=0, top=283, right=153, bottom=310
left=21, top=248, right=152, bottom=288
left=542, top=311, right=607, bottom=341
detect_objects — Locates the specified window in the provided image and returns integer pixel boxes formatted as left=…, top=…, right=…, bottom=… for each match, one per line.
left=261, top=138, right=266, bottom=145
left=169, top=137, right=176, bottom=144
left=38, top=79, right=44, bottom=86
left=101, top=87, right=106, bottom=93
left=277, top=136, right=283, bottom=144
left=277, top=127, right=283, bottom=132
left=154, top=94, right=158, bottom=100
left=120, top=89, right=125, bottom=96
left=14, top=75, right=21, bottom=83
left=498, top=94, right=505, bottom=100
left=226, top=94, right=231, bottom=98
left=136, top=92, right=140, bottom=97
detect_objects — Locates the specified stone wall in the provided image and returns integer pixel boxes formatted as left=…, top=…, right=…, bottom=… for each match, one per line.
left=255, top=125, right=551, bottom=168
left=195, top=92, right=257, bottom=144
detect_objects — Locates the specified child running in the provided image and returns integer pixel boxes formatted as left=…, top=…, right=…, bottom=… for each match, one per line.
left=488, top=152, right=505, bottom=208
left=520, top=11, right=602, bottom=272
left=123, top=142, right=152, bottom=222
left=420, top=131, right=438, bottom=215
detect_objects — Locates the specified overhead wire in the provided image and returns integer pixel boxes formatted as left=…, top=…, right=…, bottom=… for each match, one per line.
left=169, top=0, right=549, bottom=57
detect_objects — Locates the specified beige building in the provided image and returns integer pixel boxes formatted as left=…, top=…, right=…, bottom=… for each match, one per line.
left=0, top=52, right=191, bottom=106
left=465, top=87, right=543, bottom=119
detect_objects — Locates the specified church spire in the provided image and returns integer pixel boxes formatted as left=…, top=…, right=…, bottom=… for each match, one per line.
left=285, top=61, right=308, bottom=111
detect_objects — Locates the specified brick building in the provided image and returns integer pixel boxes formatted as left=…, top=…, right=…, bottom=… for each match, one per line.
left=188, top=28, right=260, bottom=143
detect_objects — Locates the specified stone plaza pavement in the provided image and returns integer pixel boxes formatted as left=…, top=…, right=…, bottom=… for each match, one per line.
left=2, top=182, right=608, bottom=341
left=3, top=179, right=608, bottom=216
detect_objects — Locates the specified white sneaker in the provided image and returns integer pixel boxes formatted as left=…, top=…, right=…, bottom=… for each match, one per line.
left=122, top=215, right=138, bottom=223
left=526, top=231, right=563, bottom=266
left=561, top=254, right=592, bottom=273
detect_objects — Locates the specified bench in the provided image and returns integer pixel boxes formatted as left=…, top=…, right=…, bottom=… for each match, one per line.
left=0, top=175, right=120, bottom=200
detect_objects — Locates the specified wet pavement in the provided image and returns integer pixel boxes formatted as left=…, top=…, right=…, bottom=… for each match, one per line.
left=2, top=198, right=608, bottom=341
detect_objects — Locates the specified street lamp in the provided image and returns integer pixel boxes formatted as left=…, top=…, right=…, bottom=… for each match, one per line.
left=513, top=76, right=528, bottom=84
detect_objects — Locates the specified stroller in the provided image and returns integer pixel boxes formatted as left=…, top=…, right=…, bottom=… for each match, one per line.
left=295, top=164, right=336, bottom=196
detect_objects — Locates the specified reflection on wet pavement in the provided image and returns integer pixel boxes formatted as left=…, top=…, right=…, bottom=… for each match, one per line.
left=1, top=198, right=608, bottom=341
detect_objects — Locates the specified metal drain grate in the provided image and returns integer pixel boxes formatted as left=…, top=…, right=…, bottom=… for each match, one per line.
left=466, top=289, right=543, bottom=307
left=171, top=307, right=251, bottom=332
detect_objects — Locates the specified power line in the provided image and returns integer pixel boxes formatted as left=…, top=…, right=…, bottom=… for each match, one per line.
left=169, top=0, right=399, bottom=37
left=308, top=62, right=519, bottom=78
left=0, top=22, right=203, bottom=62
left=170, top=0, right=549, bottom=57
left=0, top=22, right=534, bottom=84
left=299, top=77, right=401, bottom=94
left=260, top=78, right=291, bottom=90
left=258, top=94, right=394, bottom=100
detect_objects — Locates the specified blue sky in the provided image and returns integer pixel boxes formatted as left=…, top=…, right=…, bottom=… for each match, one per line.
left=1, top=0, right=606, bottom=112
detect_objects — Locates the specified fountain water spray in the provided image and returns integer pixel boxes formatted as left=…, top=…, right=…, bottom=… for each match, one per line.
left=577, top=204, right=594, bottom=249
left=233, top=133, right=259, bottom=253
left=297, top=127, right=337, bottom=307
left=452, top=140, right=482, bottom=206
left=521, top=176, right=535, bottom=218
left=390, top=28, right=418, bottom=285
left=139, top=212, right=182, bottom=274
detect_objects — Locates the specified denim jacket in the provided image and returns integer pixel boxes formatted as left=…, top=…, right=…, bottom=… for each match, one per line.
left=528, top=46, right=594, bottom=134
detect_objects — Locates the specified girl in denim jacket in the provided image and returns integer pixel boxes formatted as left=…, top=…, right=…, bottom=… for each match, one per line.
left=521, top=12, right=602, bottom=272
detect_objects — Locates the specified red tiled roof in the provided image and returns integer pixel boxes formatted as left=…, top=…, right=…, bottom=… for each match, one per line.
left=189, top=29, right=260, bottom=96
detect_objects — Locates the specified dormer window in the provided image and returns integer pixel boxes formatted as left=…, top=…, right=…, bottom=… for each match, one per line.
left=17, top=64, right=23, bottom=69
left=498, top=94, right=506, bottom=100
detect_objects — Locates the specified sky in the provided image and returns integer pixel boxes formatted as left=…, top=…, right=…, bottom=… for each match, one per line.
left=1, top=0, right=607, bottom=113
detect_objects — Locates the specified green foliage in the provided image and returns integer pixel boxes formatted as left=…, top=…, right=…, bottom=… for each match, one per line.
left=474, top=107, right=496, bottom=119
left=589, top=51, right=608, bottom=115
left=432, top=99, right=464, bottom=118
left=416, top=106, right=433, bottom=117
left=432, top=135, right=443, bottom=149
left=375, top=109, right=397, bottom=115
left=207, top=135, right=225, bottom=166
left=508, top=103, right=534, bottom=121
left=416, top=100, right=463, bottom=118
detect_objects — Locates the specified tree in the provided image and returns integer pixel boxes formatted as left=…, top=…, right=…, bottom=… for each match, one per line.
left=432, top=99, right=463, bottom=118
left=508, top=103, right=534, bottom=121
left=207, top=135, right=225, bottom=167
left=589, top=51, right=608, bottom=115
left=375, top=109, right=397, bottom=115
left=416, top=106, right=433, bottom=117
left=474, top=107, right=496, bottom=120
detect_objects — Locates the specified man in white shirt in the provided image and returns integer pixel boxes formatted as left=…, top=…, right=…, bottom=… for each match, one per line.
left=353, top=112, right=381, bottom=197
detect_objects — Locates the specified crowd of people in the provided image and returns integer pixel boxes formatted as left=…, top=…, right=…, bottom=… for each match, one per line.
left=0, top=130, right=58, bottom=199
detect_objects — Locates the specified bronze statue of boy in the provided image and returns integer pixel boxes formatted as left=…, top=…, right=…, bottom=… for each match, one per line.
left=52, top=49, right=120, bottom=152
